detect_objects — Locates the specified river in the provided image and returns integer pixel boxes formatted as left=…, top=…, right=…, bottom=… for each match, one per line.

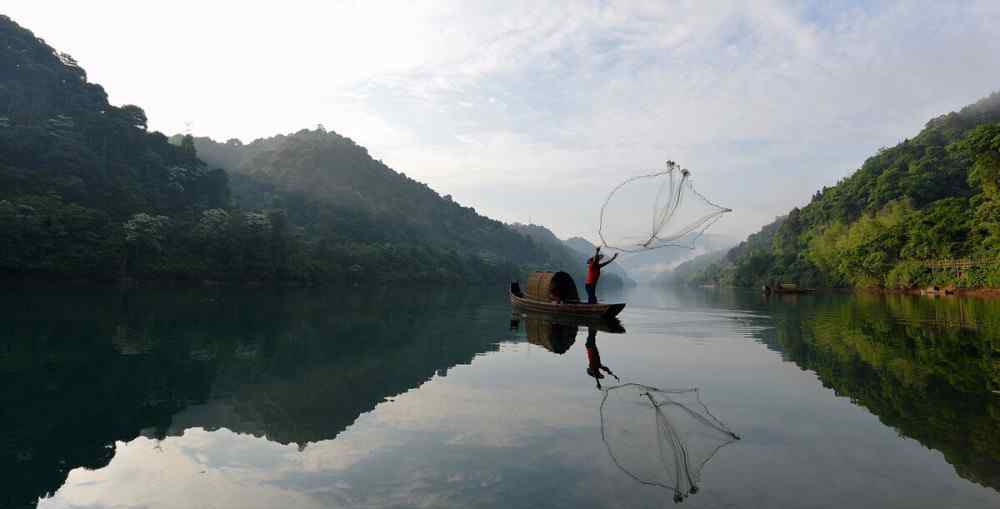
left=3, top=284, right=998, bottom=508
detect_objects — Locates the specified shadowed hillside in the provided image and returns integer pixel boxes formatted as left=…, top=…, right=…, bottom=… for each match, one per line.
left=0, top=14, right=572, bottom=285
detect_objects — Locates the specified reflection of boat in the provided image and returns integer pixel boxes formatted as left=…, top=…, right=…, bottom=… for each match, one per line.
left=524, top=317, right=578, bottom=354
left=513, top=310, right=626, bottom=334
left=510, top=271, right=626, bottom=318
left=512, top=312, right=626, bottom=354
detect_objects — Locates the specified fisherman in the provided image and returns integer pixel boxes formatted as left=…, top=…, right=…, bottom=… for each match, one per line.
left=585, top=327, right=619, bottom=390
left=585, top=246, right=618, bottom=304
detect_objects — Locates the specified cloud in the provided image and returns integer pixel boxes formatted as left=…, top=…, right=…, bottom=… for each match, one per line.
left=5, top=0, right=1000, bottom=239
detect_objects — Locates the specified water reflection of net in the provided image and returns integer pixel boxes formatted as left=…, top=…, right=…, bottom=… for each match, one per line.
left=600, top=383, right=740, bottom=503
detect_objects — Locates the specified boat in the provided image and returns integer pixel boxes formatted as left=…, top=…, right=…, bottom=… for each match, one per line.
left=762, top=283, right=814, bottom=295
left=920, top=285, right=956, bottom=296
left=510, top=271, right=626, bottom=319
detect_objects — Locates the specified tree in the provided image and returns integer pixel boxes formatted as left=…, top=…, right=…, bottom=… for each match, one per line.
left=122, top=213, right=170, bottom=275
left=119, top=105, right=147, bottom=131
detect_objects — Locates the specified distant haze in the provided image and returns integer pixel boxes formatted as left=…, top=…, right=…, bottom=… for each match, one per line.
left=7, top=1, right=1000, bottom=241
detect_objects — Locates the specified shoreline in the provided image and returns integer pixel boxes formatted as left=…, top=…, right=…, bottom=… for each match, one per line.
left=687, top=284, right=1000, bottom=300
left=858, top=287, right=1000, bottom=298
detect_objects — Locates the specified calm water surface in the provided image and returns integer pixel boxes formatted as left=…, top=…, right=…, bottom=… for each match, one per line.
left=3, top=285, right=999, bottom=508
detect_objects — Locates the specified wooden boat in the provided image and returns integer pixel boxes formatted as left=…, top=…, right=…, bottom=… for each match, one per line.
left=920, top=285, right=956, bottom=296
left=510, top=271, right=626, bottom=319
left=763, top=283, right=815, bottom=295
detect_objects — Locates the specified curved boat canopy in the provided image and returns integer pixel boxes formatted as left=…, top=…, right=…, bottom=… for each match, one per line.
left=525, top=271, right=579, bottom=302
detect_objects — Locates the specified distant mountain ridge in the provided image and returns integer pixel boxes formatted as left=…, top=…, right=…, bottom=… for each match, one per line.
left=562, top=235, right=634, bottom=285
left=508, top=224, right=630, bottom=289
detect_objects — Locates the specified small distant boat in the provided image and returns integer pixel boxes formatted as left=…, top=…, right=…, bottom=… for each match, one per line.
left=510, top=271, right=626, bottom=319
left=763, top=283, right=814, bottom=295
left=921, top=285, right=956, bottom=296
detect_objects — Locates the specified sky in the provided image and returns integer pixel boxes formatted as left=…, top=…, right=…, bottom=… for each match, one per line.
left=5, top=0, right=1000, bottom=241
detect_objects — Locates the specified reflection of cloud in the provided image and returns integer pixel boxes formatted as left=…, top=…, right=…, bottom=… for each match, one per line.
left=37, top=345, right=606, bottom=509
left=39, top=430, right=324, bottom=509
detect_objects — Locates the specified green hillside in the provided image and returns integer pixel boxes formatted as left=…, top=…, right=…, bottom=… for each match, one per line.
left=188, top=132, right=572, bottom=283
left=690, top=92, right=1000, bottom=289
left=0, top=15, right=228, bottom=279
left=0, top=15, right=569, bottom=285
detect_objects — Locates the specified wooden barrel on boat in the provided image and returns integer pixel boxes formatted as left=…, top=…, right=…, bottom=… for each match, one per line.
left=525, top=317, right=577, bottom=354
left=525, top=271, right=580, bottom=302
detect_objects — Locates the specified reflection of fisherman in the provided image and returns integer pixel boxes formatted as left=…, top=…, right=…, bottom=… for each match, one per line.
left=586, top=246, right=619, bottom=304
left=585, top=327, right=619, bottom=389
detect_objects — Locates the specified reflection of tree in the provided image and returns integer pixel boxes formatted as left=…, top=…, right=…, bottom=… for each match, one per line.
left=750, top=293, right=1000, bottom=492
left=0, top=287, right=507, bottom=509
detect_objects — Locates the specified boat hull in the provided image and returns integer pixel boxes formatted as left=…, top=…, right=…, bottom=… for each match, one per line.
left=766, top=288, right=814, bottom=295
left=510, top=292, right=625, bottom=318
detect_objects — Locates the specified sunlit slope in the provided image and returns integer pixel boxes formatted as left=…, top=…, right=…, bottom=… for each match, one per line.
left=691, top=92, right=1000, bottom=289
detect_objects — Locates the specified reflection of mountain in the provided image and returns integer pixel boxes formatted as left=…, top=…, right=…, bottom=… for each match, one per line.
left=721, top=292, right=1000, bottom=492
left=0, top=287, right=508, bottom=509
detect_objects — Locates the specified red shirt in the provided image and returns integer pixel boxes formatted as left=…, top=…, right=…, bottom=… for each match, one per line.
left=586, top=259, right=600, bottom=285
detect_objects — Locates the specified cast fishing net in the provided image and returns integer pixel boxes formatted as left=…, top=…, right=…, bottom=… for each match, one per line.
left=600, top=383, right=740, bottom=503
left=598, top=161, right=731, bottom=253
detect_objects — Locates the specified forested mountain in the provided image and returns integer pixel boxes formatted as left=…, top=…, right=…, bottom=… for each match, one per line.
left=188, top=132, right=572, bottom=282
left=688, top=92, right=1000, bottom=289
left=0, top=15, right=572, bottom=285
left=0, top=15, right=228, bottom=279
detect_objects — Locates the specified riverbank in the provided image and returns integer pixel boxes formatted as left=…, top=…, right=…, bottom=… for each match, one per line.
left=675, top=284, right=1000, bottom=300
left=845, top=286, right=1000, bottom=299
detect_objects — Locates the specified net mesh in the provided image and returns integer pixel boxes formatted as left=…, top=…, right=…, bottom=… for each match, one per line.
left=600, top=383, right=740, bottom=503
left=598, top=162, right=731, bottom=253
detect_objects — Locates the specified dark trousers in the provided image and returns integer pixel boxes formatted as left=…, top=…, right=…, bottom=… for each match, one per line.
left=585, top=283, right=597, bottom=304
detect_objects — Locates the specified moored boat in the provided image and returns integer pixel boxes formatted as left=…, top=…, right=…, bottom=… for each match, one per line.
left=510, top=271, right=626, bottom=319
left=763, top=283, right=815, bottom=295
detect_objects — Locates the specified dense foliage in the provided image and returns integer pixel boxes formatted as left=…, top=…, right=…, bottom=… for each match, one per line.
left=0, top=16, right=228, bottom=279
left=188, top=131, right=576, bottom=283
left=0, top=16, right=572, bottom=285
left=685, top=93, right=1000, bottom=289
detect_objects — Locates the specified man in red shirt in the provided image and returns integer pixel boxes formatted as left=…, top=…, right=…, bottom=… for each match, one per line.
left=585, top=246, right=618, bottom=304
